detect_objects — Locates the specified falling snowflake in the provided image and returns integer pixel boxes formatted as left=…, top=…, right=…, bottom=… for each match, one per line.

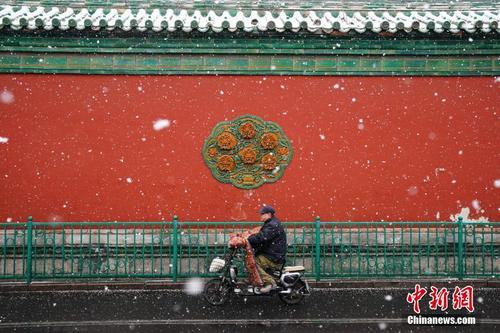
left=0, top=90, right=14, bottom=104
left=357, top=119, right=365, bottom=130
left=319, top=134, right=326, bottom=140
left=0, top=137, right=8, bottom=144
left=472, top=200, right=481, bottom=211
left=126, top=178, right=133, bottom=183
left=408, top=186, right=418, bottom=196
left=494, top=179, right=500, bottom=188
left=184, top=278, right=204, bottom=295
left=153, top=119, right=171, bottom=131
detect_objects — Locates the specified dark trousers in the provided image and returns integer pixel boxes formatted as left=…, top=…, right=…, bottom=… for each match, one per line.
left=255, top=255, right=281, bottom=286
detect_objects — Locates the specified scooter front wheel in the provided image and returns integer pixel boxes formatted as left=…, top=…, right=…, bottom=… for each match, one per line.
left=203, top=278, right=231, bottom=306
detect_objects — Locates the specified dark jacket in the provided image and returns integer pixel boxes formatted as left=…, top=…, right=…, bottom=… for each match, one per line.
left=248, top=216, right=287, bottom=264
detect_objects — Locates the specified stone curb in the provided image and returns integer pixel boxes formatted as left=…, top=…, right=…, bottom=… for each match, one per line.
left=0, top=279, right=498, bottom=292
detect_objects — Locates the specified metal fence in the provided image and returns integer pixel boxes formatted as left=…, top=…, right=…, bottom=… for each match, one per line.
left=0, top=216, right=498, bottom=283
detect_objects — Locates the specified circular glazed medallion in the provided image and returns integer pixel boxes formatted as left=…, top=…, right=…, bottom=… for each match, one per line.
left=261, top=153, right=277, bottom=170
left=217, top=131, right=237, bottom=150
left=202, top=115, right=293, bottom=189
left=239, top=122, right=256, bottom=139
left=238, top=147, right=258, bottom=164
left=260, top=132, right=278, bottom=149
left=217, top=155, right=235, bottom=172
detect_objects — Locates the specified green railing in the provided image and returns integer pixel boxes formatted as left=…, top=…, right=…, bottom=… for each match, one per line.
left=0, top=217, right=498, bottom=283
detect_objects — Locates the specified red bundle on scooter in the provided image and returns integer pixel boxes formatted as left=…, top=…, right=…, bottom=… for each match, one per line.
left=228, top=227, right=262, bottom=287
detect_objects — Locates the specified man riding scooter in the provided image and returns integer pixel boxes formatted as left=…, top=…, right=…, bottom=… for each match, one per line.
left=205, top=205, right=309, bottom=305
left=247, top=205, right=287, bottom=294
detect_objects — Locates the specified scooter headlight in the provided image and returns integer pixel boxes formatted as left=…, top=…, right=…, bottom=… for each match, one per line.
left=209, top=258, right=226, bottom=272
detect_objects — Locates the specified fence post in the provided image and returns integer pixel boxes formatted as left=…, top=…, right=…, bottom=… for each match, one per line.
left=315, top=216, right=321, bottom=281
left=25, top=216, right=33, bottom=284
left=457, top=216, right=464, bottom=280
left=172, top=215, right=178, bottom=282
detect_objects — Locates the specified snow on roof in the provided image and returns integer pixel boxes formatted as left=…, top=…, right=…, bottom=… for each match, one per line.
left=0, top=5, right=498, bottom=33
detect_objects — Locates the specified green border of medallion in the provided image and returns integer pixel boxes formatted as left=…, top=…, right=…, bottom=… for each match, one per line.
left=202, top=114, right=293, bottom=189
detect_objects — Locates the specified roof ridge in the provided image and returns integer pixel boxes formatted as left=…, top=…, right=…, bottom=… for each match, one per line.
left=1, top=1, right=499, bottom=10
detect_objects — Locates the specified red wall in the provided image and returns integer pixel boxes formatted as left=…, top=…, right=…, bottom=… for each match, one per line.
left=0, top=74, right=498, bottom=222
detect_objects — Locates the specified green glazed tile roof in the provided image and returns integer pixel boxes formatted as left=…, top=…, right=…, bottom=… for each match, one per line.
left=0, top=1, right=498, bottom=33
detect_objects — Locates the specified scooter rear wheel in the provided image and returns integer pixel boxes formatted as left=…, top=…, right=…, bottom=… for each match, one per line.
left=203, top=278, right=231, bottom=306
left=278, top=279, right=306, bottom=305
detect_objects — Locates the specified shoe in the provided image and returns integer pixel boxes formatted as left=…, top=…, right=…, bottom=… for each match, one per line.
left=259, top=283, right=275, bottom=294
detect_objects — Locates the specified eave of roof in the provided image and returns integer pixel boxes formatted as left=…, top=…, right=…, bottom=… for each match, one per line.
left=0, top=4, right=498, bottom=34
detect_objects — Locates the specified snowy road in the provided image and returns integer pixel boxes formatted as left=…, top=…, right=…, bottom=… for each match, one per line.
left=0, top=287, right=498, bottom=332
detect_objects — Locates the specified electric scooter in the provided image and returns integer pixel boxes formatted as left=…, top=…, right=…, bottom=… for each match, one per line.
left=203, top=248, right=310, bottom=305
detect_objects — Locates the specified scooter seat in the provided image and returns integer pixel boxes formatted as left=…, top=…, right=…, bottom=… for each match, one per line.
left=283, top=265, right=305, bottom=272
